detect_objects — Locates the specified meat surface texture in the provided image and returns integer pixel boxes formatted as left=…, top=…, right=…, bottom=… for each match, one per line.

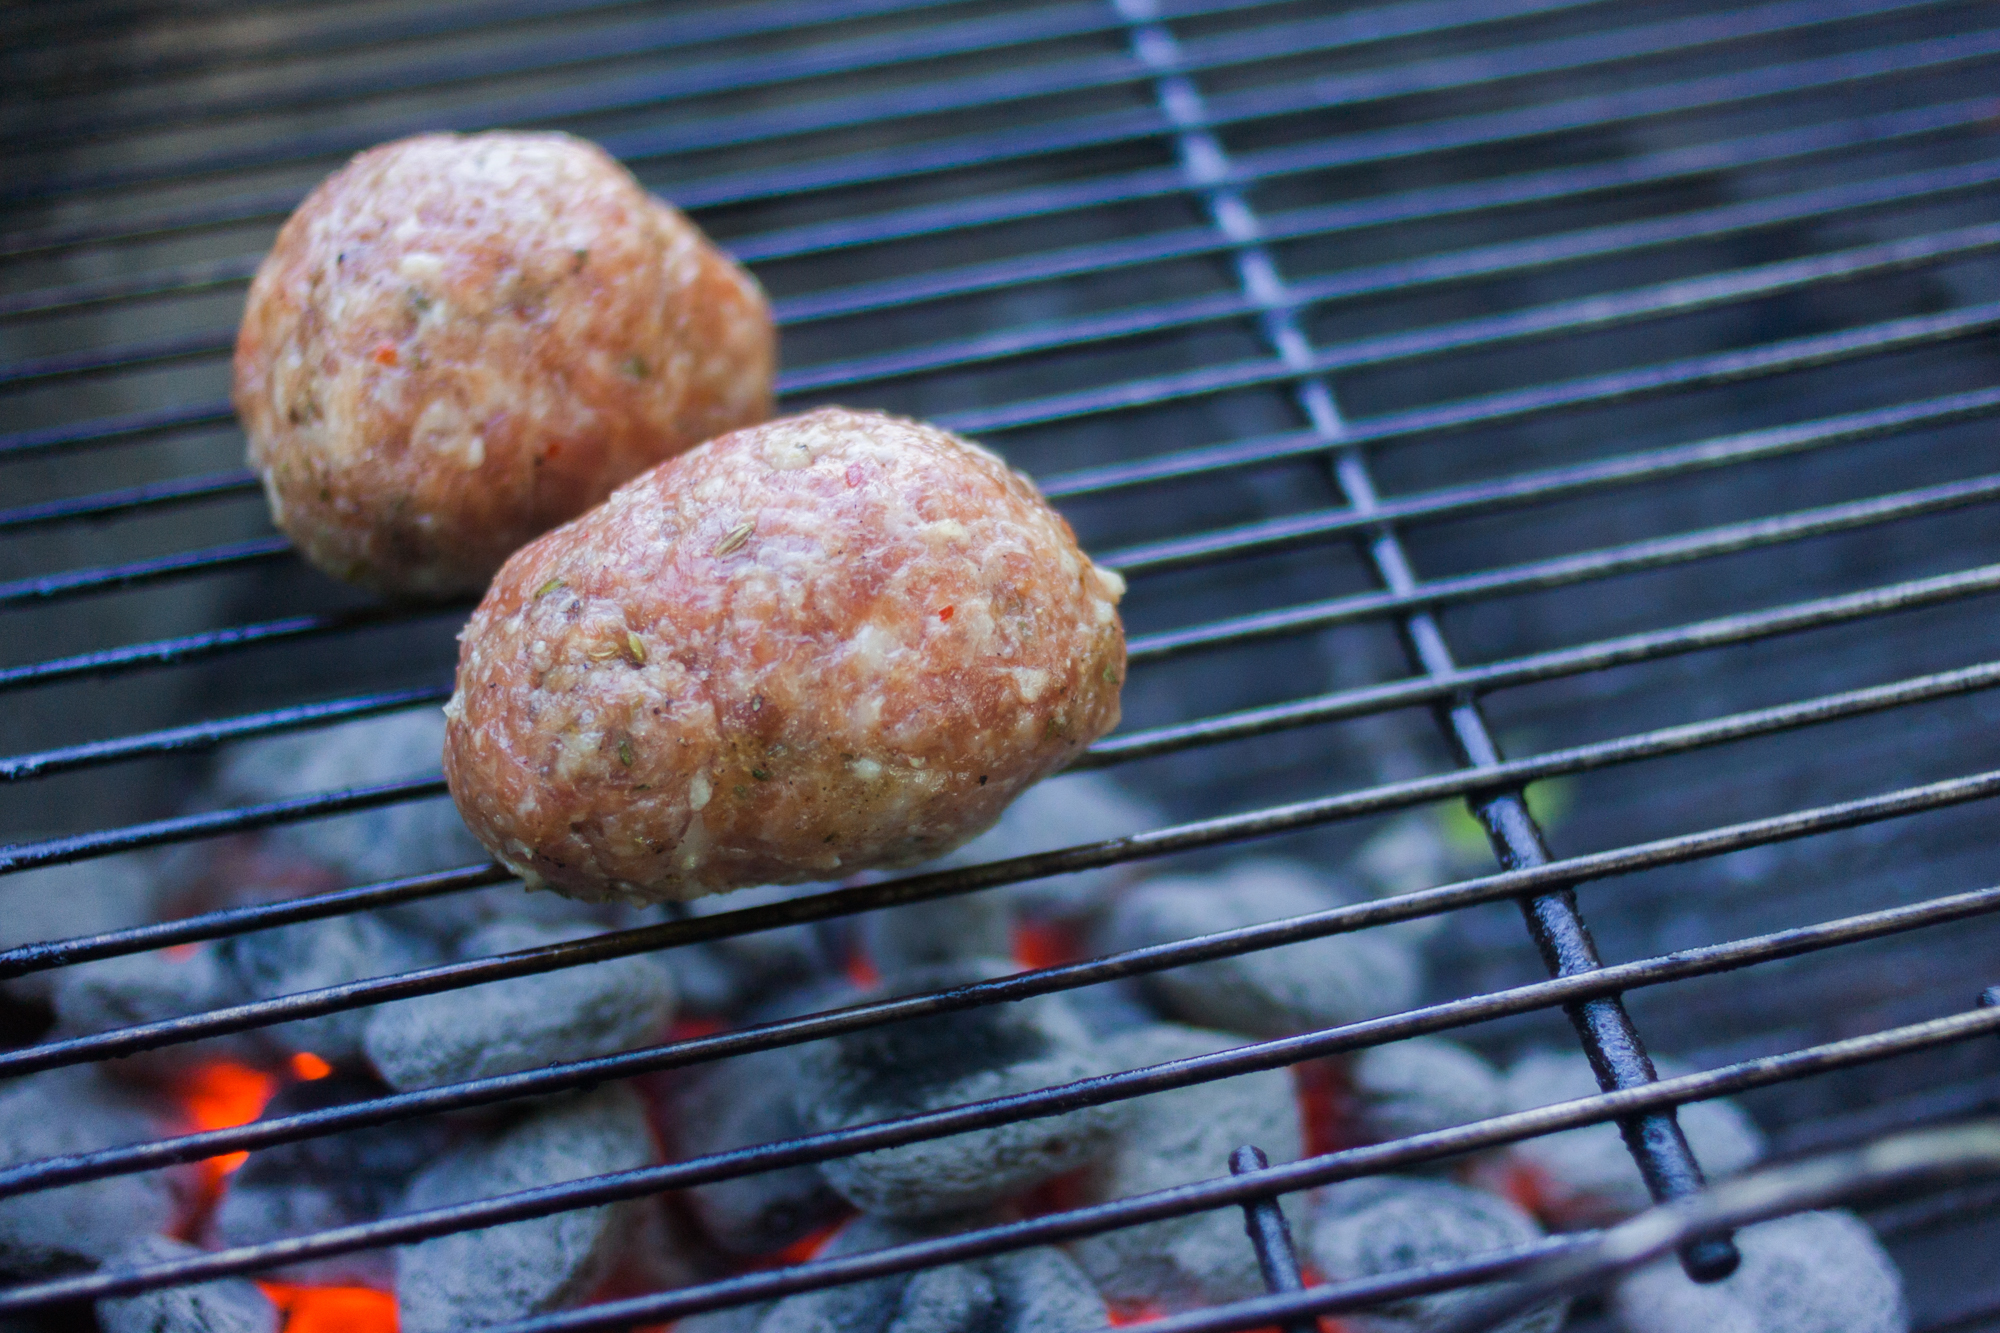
left=444, top=407, right=1127, bottom=903
left=235, top=130, right=773, bottom=598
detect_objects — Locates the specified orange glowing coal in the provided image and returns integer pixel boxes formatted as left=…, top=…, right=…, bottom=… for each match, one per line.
left=259, top=1282, right=398, bottom=1333
left=178, top=1060, right=280, bottom=1178
left=1106, top=1301, right=1167, bottom=1326
left=290, top=1051, right=334, bottom=1080
left=1010, top=919, right=1084, bottom=971
left=174, top=1060, right=396, bottom=1333
left=1291, top=1058, right=1351, bottom=1159
left=844, top=949, right=881, bottom=990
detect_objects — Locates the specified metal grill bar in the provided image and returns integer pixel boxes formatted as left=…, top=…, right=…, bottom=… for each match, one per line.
left=1093, top=386, right=2000, bottom=573
left=9, top=0, right=1265, bottom=152
left=951, top=298, right=2000, bottom=437
left=782, top=213, right=2000, bottom=395
left=7, top=999, right=1994, bottom=1316
left=0, top=256, right=260, bottom=323
left=778, top=160, right=2000, bottom=328
left=2, top=556, right=1995, bottom=983
left=3, top=380, right=1990, bottom=702
left=1230, top=1144, right=1325, bottom=1333
left=1107, top=0, right=1723, bottom=1275
left=601, top=12, right=1998, bottom=214
left=15, top=297, right=1999, bottom=614
left=0, top=863, right=508, bottom=979
left=1060, top=1235, right=1582, bottom=1333
left=1, top=0, right=966, bottom=91
left=0, top=606, right=446, bottom=694
left=0, top=687, right=448, bottom=784
left=0, top=537, right=291, bottom=609
left=14, top=441, right=2000, bottom=787
left=367, top=1013, right=2000, bottom=1333
left=1089, top=563, right=2000, bottom=766
left=0, top=404, right=236, bottom=463
left=14, top=344, right=2000, bottom=558
left=3, top=0, right=1971, bottom=259
left=2, top=0, right=1623, bottom=205
left=11, top=47, right=1991, bottom=305
left=15, top=538, right=1998, bottom=799
left=0, top=331, right=228, bottom=391
left=1124, top=472, right=2000, bottom=661
left=16, top=150, right=2000, bottom=399
left=0, top=471, right=259, bottom=534
left=27, top=80, right=2000, bottom=338
left=10, top=768, right=1994, bottom=1194
left=7, top=659, right=1999, bottom=1071
left=5, top=0, right=1996, bottom=1323
left=0, top=777, right=447, bottom=876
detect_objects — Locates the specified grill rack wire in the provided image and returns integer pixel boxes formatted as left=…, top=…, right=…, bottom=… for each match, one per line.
left=4, top=0, right=2000, bottom=1328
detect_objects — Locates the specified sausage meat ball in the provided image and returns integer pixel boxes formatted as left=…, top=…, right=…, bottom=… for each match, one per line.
left=235, top=131, right=773, bottom=599
left=443, top=408, right=1127, bottom=904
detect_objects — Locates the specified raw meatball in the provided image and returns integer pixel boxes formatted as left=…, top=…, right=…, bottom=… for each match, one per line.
left=235, top=131, right=773, bottom=598
left=443, top=407, right=1127, bottom=903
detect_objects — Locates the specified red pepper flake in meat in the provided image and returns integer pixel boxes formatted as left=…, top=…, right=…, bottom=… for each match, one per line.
left=370, top=342, right=398, bottom=366
left=937, top=605, right=954, bottom=621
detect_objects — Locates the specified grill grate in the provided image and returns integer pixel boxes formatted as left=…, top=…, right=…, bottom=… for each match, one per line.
left=4, top=0, right=2000, bottom=1328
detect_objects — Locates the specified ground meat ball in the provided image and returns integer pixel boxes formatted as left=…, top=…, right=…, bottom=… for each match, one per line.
left=443, top=407, right=1127, bottom=904
left=235, top=131, right=773, bottom=599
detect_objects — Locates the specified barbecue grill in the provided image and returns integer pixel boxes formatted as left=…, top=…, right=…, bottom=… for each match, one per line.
left=3, top=0, right=2000, bottom=1327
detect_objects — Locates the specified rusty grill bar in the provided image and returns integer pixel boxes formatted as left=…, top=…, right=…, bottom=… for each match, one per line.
left=4, top=0, right=2000, bottom=1328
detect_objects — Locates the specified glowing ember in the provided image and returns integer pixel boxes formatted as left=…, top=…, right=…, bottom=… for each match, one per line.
left=179, top=1061, right=280, bottom=1178
left=1106, top=1301, right=1167, bottom=1326
left=1013, top=1164, right=1088, bottom=1219
left=764, top=1218, right=847, bottom=1268
left=290, top=1051, right=334, bottom=1080
left=260, top=1282, right=398, bottom=1333
left=844, top=950, right=881, bottom=990
left=1291, top=1059, right=1351, bottom=1159
left=1010, top=920, right=1084, bottom=971
left=1491, top=1159, right=1555, bottom=1221
left=666, top=1015, right=728, bottom=1042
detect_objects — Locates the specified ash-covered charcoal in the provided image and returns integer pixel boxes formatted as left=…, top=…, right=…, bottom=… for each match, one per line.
left=1068, top=1023, right=1304, bottom=1309
left=383, top=882, right=666, bottom=947
left=362, top=919, right=675, bottom=1090
left=95, top=1237, right=277, bottom=1333
left=1346, top=1039, right=1507, bottom=1147
left=1100, top=859, right=1421, bottom=1038
left=207, top=1072, right=455, bottom=1287
left=1060, top=980, right=1162, bottom=1039
left=1, top=856, right=164, bottom=1004
left=670, top=882, right=840, bottom=1018
left=1493, top=1051, right=1766, bottom=1225
left=1307, top=1176, right=1566, bottom=1333
left=223, top=912, right=443, bottom=1066
left=685, top=1213, right=1105, bottom=1333
left=215, top=710, right=487, bottom=887
left=674, top=1044, right=851, bottom=1257
left=50, top=943, right=265, bottom=1082
left=924, top=772, right=1162, bottom=921
left=859, top=895, right=1012, bottom=979
left=795, top=961, right=1123, bottom=1219
left=0, top=1068, right=198, bottom=1277
left=394, top=1085, right=657, bottom=1333
left=1610, top=1210, right=1907, bottom=1333
left=1349, top=814, right=1464, bottom=945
